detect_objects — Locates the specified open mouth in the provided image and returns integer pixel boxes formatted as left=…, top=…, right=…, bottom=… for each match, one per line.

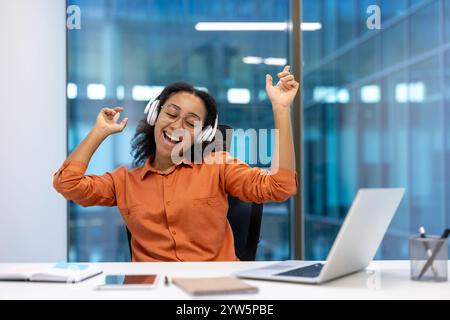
left=163, top=130, right=183, bottom=145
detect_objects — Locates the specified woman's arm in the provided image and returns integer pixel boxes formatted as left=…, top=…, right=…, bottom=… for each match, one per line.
left=53, top=107, right=128, bottom=207
left=220, top=67, right=299, bottom=203
left=68, top=107, right=128, bottom=164
left=265, top=65, right=299, bottom=173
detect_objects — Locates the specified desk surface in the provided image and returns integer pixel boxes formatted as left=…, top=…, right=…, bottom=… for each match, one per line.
left=0, top=261, right=449, bottom=300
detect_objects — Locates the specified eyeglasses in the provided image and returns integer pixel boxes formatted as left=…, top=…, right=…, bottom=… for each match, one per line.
left=160, top=104, right=203, bottom=130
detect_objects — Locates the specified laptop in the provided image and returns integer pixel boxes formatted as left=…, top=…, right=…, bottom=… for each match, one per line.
left=234, top=188, right=405, bottom=284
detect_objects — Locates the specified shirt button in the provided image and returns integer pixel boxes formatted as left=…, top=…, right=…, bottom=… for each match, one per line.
left=172, top=230, right=176, bottom=235
left=166, top=201, right=171, bottom=206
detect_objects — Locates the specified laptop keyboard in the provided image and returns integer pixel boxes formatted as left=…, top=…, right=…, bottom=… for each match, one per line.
left=276, top=263, right=324, bottom=278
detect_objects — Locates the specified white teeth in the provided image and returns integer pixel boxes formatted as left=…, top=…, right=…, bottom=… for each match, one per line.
left=164, top=132, right=180, bottom=142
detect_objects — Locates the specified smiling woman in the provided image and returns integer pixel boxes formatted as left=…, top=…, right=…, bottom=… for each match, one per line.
left=53, top=68, right=299, bottom=262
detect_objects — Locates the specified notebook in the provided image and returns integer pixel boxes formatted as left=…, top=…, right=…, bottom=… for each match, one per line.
left=0, top=262, right=103, bottom=283
left=172, top=277, right=258, bottom=296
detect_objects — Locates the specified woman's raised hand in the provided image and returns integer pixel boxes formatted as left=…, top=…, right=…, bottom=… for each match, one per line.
left=265, top=65, right=300, bottom=111
left=94, top=107, right=128, bottom=136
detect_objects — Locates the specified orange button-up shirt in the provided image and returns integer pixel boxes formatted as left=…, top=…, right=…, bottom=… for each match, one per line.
left=53, top=151, right=298, bottom=262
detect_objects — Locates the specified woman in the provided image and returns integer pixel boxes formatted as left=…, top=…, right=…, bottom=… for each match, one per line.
left=53, top=66, right=299, bottom=262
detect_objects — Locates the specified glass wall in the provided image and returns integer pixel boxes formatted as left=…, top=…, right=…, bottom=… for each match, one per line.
left=67, top=0, right=292, bottom=261
left=302, top=0, right=450, bottom=259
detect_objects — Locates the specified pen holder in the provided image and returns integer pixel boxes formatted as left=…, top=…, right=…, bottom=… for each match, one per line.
left=409, top=236, right=448, bottom=282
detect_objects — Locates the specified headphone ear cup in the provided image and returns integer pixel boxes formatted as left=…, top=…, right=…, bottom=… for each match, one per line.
left=147, top=112, right=153, bottom=126
left=205, top=116, right=218, bottom=142
left=149, top=104, right=158, bottom=125
left=196, top=128, right=206, bottom=144
left=146, top=99, right=159, bottom=125
left=200, top=126, right=212, bottom=143
left=144, top=100, right=153, bottom=114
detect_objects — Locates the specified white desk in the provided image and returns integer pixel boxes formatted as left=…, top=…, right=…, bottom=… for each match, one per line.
left=0, top=261, right=449, bottom=300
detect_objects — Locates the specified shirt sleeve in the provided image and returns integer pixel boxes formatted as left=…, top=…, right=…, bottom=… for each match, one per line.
left=217, top=152, right=298, bottom=203
left=52, top=160, right=120, bottom=207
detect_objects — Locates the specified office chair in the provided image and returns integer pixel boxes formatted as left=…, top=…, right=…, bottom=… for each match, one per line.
left=226, top=195, right=263, bottom=261
left=126, top=124, right=263, bottom=261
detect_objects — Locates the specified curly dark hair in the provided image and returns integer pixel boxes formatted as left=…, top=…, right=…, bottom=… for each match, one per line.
left=130, top=82, right=219, bottom=168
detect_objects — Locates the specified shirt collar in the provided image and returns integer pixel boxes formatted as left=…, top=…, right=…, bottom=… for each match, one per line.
left=140, top=155, right=193, bottom=179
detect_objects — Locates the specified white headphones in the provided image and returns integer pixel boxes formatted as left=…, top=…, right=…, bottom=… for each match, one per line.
left=144, top=98, right=218, bottom=143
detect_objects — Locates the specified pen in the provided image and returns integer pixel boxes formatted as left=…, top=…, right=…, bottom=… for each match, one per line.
left=165, top=275, right=170, bottom=286
left=418, top=228, right=450, bottom=279
left=418, top=227, right=438, bottom=279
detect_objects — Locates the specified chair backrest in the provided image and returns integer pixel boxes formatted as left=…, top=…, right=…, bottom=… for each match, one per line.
left=226, top=196, right=263, bottom=261
left=126, top=124, right=263, bottom=261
